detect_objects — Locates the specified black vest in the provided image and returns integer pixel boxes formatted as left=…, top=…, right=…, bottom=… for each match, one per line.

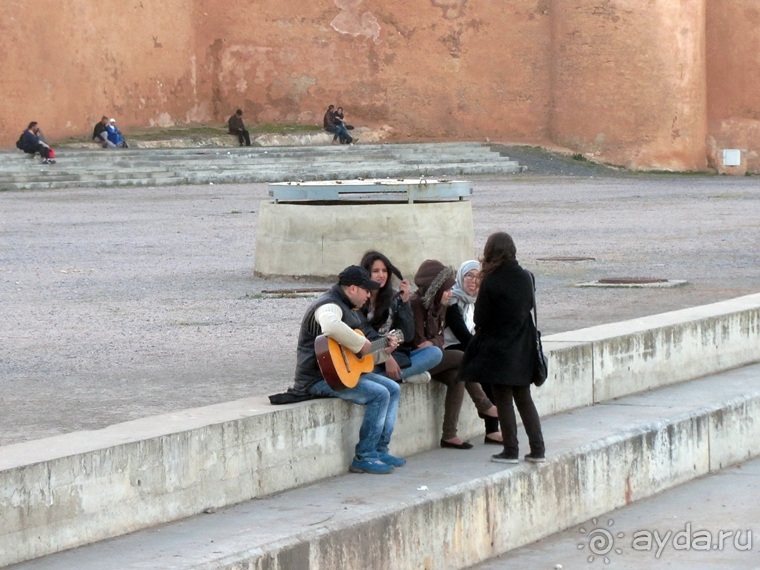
left=291, top=285, right=378, bottom=393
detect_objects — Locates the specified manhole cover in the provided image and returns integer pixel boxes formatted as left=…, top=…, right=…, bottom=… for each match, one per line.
left=597, top=277, right=668, bottom=284
left=537, top=256, right=596, bottom=262
left=575, top=278, right=688, bottom=289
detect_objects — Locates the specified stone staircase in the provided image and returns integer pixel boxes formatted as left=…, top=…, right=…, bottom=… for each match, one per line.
left=0, top=142, right=522, bottom=192
left=3, top=294, right=759, bottom=569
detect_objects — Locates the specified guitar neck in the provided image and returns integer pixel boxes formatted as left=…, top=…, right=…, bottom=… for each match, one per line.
left=367, top=336, right=391, bottom=354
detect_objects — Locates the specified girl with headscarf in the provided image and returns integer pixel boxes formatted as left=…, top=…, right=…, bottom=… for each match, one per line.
left=444, top=260, right=502, bottom=445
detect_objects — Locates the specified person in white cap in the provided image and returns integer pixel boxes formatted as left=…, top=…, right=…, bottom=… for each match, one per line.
left=106, top=118, right=128, bottom=148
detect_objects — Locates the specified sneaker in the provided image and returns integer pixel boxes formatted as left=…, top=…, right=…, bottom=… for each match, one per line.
left=491, top=452, right=519, bottom=464
left=403, top=371, right=431, bottom=384
left=378, top=453, right=406, bottom=467
left=524, top=453, right=546, bottom=463
left=349, top=456, right=394, bottom=474
left=350, top=138, right=359, bottom=145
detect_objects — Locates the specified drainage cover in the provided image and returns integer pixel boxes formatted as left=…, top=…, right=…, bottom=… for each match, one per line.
left=598, top=277, right=668, bottom=284
left=575, top=278, right=687, bottom=288
left=537, top=256, right=596, bottom=262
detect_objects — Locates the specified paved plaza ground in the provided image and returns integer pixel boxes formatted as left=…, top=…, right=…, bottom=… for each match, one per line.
left=1, top=170, right=758, bottom=446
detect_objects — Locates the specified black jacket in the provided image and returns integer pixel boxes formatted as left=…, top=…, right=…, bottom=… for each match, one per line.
left=459, top=261, right=537, bottom=386
left=20, top=130, right=40, bottom=153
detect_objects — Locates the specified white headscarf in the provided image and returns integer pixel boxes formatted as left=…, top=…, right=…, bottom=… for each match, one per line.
left=449, top=259, right=480, bottom=307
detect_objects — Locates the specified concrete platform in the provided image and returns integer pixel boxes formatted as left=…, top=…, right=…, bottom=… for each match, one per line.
left=6, top=363, right=760, bottom=569
left=2, top=295, right=758, bottom=567
left=254, top=199, right=475, bottom=279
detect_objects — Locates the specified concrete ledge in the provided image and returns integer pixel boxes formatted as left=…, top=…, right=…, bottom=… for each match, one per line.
left=545, top=293, right=760, bottom=403
left=215, top=386, right=760, bottom=570
left=7, top=366, right=760, bottom=569
left=1, top=293, right=759, bottom=566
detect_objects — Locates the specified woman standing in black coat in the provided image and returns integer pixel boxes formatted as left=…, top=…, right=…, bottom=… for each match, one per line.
left=459, top=232, right=545, bottom=464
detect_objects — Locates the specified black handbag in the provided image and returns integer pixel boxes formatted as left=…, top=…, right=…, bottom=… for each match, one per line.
left=530, top=272, right=548, bottom=387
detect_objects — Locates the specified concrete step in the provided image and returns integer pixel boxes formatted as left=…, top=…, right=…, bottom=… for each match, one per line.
left=0, top=143, right=519, bottom=191
left=8, top=364, right=760, bottom=570
left=473, top=455, right=760, bottom=569
left=2, top=294, right=759, bottom=567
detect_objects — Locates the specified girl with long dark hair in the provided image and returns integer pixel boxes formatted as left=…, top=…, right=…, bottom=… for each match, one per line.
left=360, top=251, right=442, bottom=383
left=459, top=232, right=545, bottom=463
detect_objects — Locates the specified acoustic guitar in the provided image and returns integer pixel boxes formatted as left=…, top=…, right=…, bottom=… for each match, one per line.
left=315, top=329, right=404, bottom=390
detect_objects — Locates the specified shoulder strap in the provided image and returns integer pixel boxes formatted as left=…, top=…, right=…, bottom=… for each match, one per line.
left=529, top=271, right=538, bottom=329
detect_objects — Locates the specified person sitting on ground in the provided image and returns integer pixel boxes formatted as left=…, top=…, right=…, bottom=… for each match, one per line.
left=411, top=259, right=499, bottom=450
left=323, top=104, right=353, bottom=145
left=334, top=106, right=355, bottom=138
left=93, top=116, right=116, bottom=148
left=18, top=121, right=56, bottom=164
left=360, top=250, right=442, bottom=384
left=106, top=118, right=128, bottom=148
left=444, top=260, right=502, bottom=445
left=228, top=109, right=251, bottom=146
left=286, top=265, right=405, bottom=475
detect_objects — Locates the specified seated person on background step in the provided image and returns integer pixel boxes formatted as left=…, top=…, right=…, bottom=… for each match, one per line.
left=286, top=265, right=404, bottom=475
left=18, top=121, right=56, bottom=164
left=334, top=107, right=356, bottom=141
left=93, top=116, right=116, bottom=148
left=323, top=104, right=353, bottom=144
left=106, top=118, right=128, bottom=148
left=228, top=109, right=251, bottom=146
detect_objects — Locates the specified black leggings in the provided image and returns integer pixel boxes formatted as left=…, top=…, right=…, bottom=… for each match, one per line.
left=26, top=144, right=51, bottom=159
left=492, top=384, right=544, bottom=457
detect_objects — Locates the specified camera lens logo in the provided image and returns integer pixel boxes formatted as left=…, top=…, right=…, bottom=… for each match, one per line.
left=578, top=518, right=625, bottom=563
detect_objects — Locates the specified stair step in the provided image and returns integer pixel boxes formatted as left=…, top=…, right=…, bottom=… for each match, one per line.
left=9, top=364, right=760, bottom=570
left=0, top=143, right=520, bottom=191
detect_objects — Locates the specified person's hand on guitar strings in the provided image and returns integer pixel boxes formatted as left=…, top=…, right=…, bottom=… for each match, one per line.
left=384, top=332, right=399, bottom=354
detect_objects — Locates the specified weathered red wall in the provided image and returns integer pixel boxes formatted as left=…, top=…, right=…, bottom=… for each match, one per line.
left=0, top=1, right=756, bottom=171
left=706, top=0, right=760, bottom=172
left=550, top=0, right=707, bottom=170
left=190, top=0, right=553, bottom=140
left=0, top=1, right=206, bottom=141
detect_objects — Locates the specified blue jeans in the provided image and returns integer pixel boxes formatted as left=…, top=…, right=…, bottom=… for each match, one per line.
left=326, top=125, right=351, bottom=143
left=399, top=346, right=443, bottom=380
left=308, top=372, right=400, bottom=458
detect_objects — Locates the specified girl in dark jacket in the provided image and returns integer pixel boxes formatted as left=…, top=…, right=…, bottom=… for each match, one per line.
left=411, top=259, right=498, bottom=449
left=459, top=232, right=545, bottom=463
left=360, top=251, right=442, bottom=383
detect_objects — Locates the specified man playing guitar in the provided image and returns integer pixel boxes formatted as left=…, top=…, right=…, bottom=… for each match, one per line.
left=290, top=265, right=404, bottom=474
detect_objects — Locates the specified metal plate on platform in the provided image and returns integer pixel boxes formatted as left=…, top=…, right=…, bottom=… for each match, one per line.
left=268, top=178, right=472, bottom=203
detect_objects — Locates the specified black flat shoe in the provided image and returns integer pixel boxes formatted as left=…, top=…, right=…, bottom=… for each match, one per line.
left=478, top=411, right=499, bottom=421
left=440, top=439, right=474, bottom=450
left=484, top=435, right=503, bottom=445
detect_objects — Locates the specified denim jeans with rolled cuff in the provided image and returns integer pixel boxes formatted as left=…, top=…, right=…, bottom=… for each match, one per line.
left=308, top=372, right=400, bottom=458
